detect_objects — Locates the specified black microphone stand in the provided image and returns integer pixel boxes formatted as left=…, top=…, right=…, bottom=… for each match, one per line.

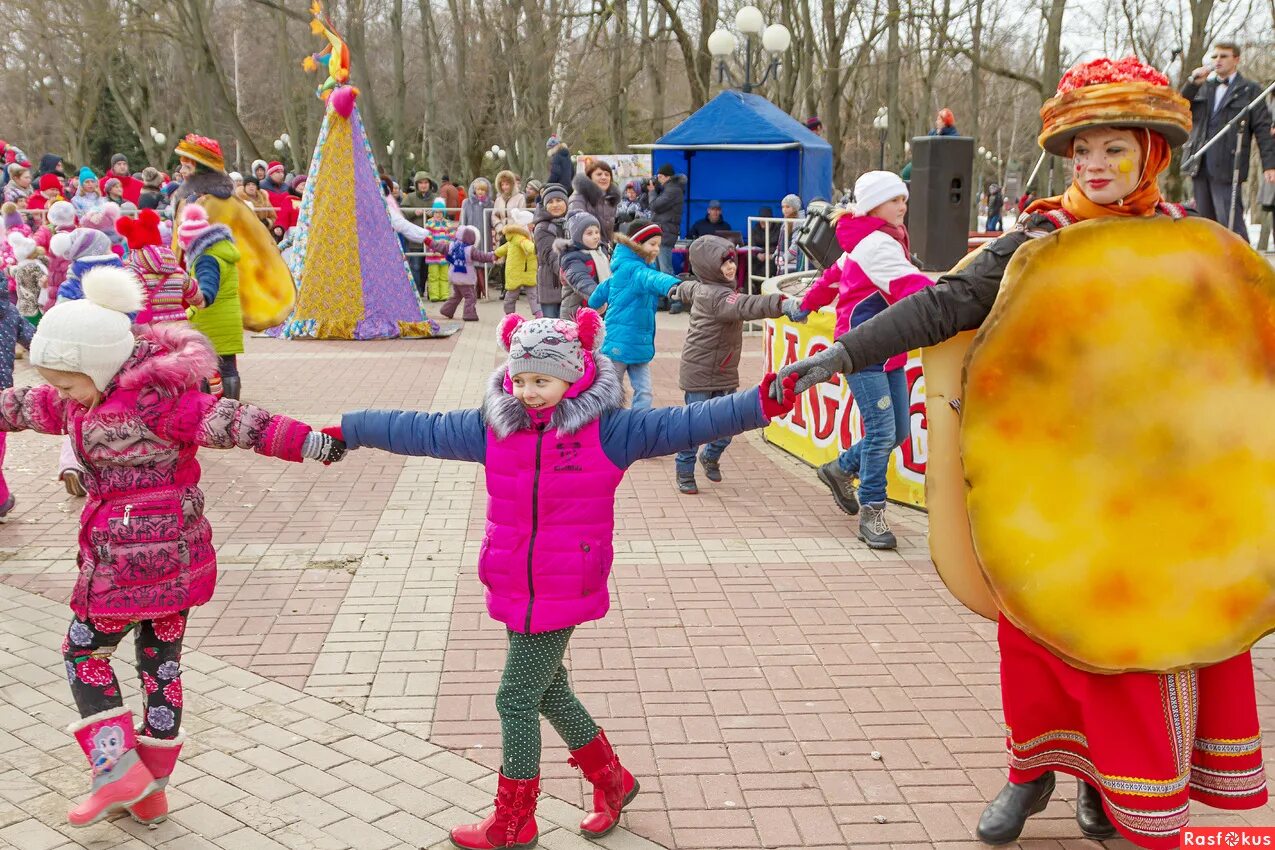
left=1181, top=76, right=1275, bottom=233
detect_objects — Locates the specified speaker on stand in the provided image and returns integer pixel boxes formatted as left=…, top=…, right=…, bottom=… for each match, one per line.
left=908, top=136, right=974, bottom=271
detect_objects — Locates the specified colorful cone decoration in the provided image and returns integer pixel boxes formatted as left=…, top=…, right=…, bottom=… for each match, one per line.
left=277, top=90, right=440, bottom=339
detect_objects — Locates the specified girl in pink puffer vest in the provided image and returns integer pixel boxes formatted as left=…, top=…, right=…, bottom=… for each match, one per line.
left=337, top=309, right=797, bottom=850
left=0, top=267, right=346, bottom=829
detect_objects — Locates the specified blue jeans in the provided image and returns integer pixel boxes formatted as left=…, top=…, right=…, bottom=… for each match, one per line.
left=837, top=369, right=910, bottom=505
left=657, top=244, right=674, bottom=275
left=614, top=361, right=653, bottom=410
left=675, top=390, right=731, bottom=474
left=540, top=302, right=561, bottom=318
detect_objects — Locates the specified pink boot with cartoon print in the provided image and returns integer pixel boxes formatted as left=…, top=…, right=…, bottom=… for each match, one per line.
left=67, top=707, right=158, bottom=827
left=127, top=731, right=184, bottom=824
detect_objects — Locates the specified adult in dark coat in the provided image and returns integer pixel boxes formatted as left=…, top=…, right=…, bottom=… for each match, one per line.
left=546, top=136, right=573, bottom=188
left=688, top=200, right=733, bottom=240
left=648, top=164, right=686, bottom=274
left=568, top=162, right=621, bottom=244
left=36, top=154, right=65, bottom=179
left=1181, top=41, right=1275, bottom=239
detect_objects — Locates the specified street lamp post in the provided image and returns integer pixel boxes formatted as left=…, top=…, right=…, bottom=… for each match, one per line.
left=708, top=6, right=791, bottom=94
left=872, top=107, right=889, bottom=170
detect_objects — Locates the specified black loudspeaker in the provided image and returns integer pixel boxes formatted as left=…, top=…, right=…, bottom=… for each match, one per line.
left=794, top=201, right=842, bottom=270
left=908, top=136, right=974, bottom=271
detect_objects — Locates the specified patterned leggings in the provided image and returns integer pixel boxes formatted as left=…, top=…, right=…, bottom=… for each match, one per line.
left=496, top=627, right=599, bottom=779
left=62, top=611, right=187, bottom=740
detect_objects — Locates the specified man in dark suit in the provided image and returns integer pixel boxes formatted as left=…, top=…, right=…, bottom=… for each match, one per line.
left=1181, top=41, right=1275, bottom=240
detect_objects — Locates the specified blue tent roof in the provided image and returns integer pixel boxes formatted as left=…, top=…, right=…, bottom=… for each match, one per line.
left=646, top=92, right=834, bottom=228
left=655, top=90, right=834, bottom=153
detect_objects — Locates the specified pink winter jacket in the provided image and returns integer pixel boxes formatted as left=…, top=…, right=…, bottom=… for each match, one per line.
left=0, top=324, right=313, bottom=620
left=341, top=356, right=770, bottom=633
left=800, top=214, right=932, bottom=372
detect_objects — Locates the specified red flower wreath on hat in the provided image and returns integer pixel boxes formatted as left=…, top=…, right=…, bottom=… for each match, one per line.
left=180, top=134, right=222, bottom=158
left=1055, top=56, right=1170, bottom=94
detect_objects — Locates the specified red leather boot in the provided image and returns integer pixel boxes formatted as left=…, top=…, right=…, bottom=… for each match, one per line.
left=568, top=729, right=639, bottom=838
left=449, top=772, right=540, bottom=849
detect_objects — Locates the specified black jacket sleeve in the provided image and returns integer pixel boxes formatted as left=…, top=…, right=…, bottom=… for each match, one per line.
left=1247, top=87, right=1275, bottom=170
left=835, top=225, right=1047, bottom=372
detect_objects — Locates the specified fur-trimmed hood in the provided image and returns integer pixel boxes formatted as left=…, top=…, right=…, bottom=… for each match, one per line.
left=481, top=354, right=623, bottom=440
left=571, top=172, right=621, bottom=208
left=614, top=232, right=658, bottom=263
left=176, top=169, right=235, bottom=204
left=114, top=322, right=217, bottom=395
left=502, top=223, right=532, bottom=242
left=184, top=223, right=236, bottom=266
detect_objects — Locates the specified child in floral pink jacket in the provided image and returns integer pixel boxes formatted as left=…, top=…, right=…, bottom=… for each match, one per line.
left=0, top=267, right=345, bottom=829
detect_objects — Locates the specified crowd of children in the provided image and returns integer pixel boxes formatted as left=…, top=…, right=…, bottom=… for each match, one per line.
left=0, top=135, right=935, bottom=847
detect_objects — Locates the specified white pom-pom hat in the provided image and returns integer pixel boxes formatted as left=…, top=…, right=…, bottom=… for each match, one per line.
left=29, top=266, right=144, bottom=391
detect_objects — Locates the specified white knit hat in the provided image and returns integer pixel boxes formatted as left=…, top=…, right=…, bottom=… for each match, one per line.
left=46, top=200, right=77, bottom=229
left=853, top=171, right=909, bottom=217
left=30, top=267, right=143, bottom=391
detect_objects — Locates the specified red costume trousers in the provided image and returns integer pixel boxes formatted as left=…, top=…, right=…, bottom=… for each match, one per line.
left=999, top=617, right=1267, bottom=848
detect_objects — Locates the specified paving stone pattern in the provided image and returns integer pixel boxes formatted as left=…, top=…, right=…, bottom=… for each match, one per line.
left=0, top=311, right=1270, bottom=849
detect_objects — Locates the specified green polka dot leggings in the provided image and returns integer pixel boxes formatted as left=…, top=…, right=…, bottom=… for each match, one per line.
left=496, top=627, right=599, bottom=779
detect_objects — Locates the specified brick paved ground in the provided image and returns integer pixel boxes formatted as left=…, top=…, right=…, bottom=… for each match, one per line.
left=0, top=306, right=1271, bottom=849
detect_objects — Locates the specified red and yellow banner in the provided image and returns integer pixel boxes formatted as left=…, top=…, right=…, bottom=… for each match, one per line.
left=762, top=313, right=928, bottom=509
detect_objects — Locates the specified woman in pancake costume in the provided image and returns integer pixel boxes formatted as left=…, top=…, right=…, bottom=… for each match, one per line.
left=779, top=56, right=1270, bottom=847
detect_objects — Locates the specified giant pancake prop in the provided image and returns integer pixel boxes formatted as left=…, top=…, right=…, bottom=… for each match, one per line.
left=924, top=216, right=1275, bottom=673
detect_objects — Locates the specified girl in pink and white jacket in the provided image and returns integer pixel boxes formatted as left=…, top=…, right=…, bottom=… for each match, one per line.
left=0, top=267, right=345, bottom=829
left=798, top=171, right=933, bottom=550
left=336, top=310, right=797, bottom=850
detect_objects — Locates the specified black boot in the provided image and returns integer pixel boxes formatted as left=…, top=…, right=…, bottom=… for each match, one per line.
left=976, top=772, right=1055, bottom=845
left=1075, top=779, right=1116, bottom=839
left=222, top=376, right=241, bottom=401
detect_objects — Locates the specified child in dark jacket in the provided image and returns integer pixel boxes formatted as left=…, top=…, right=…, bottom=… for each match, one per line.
left=587, top=221, right=680, bottom=409
left=798, top=172, right=932, bottom=549
left=336, top=310, right=798, bottom=850
left=671, top=234, right=809, bottom=494
left=559, top=211, right=610, bottom=321
left=532, top=184, right=569, bottom=318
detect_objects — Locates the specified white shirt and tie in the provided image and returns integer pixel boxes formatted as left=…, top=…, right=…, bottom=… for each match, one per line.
left=1213, top=76, right=1232, bottom=113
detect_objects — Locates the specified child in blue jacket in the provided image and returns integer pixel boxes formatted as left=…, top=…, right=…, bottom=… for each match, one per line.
left=331, top=309, right=797, bottom=850
left=587, top=220, right=680, bottom=409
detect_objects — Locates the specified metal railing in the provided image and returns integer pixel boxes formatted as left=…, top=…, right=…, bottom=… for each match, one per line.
left=746, top=215, right=808, bottom=294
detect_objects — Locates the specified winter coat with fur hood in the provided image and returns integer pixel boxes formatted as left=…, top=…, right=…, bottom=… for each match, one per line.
left=673, top=235, right=786, bottom=393
left=460, top=178, right=493, bottom=244
left=340, top=314, right=772, bottom=633
left=0, top=324, right=313, bottom=619
left=587, top=234, right=680, bottom=364
left=491, top=170, right=527, bottom=232
left=493, top=224, right=536, bottom=290
left=568, top=173, right=621, bottom=243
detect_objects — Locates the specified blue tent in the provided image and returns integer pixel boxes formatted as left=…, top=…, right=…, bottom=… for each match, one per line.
left=636, top=91, right=834, bottom=240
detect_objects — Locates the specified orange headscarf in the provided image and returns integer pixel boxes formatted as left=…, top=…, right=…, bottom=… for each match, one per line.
left=1025, top=129, right=1170, bottom=221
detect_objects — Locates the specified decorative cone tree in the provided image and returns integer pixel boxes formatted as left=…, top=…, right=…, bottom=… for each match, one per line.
left=277, top=3, right=442, bottom=339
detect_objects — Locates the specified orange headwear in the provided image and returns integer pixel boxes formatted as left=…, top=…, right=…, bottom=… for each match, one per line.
left=1027, top=57, right=1190, bottom=222
left=174, top=134, right=226, bottom=173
